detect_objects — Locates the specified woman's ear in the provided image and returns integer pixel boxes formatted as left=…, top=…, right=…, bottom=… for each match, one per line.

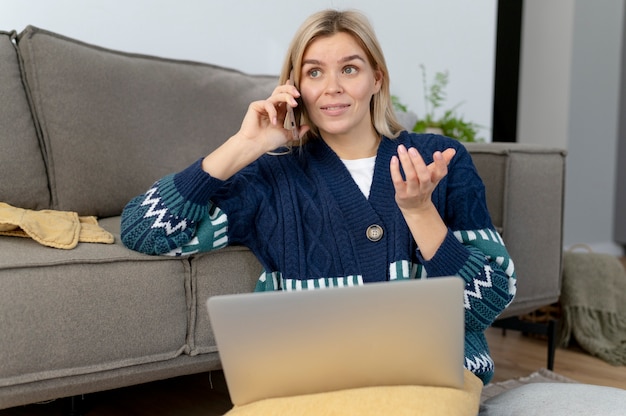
left=373, top=69, right=383, bottom=93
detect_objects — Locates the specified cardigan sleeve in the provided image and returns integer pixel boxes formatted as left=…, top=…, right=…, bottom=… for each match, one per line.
left=418, top=229, right=516, bottom=332
left=416, top=142, right=517, bottom=333
left=120, top=158, right=229, bottom=255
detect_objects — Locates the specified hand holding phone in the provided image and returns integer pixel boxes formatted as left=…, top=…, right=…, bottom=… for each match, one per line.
left=268, top=71, right=301, bottom=156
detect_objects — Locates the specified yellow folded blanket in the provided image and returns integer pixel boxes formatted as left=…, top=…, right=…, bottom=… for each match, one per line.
left=225, top=369, right=482, bottom=416
left=0, top=202, right=114, bottom=249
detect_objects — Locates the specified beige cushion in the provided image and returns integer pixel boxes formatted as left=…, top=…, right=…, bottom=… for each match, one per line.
left=225, top=369, right=482, bottom=416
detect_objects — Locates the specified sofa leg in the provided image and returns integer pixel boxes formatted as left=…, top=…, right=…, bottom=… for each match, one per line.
left=65, top=395, right=85, bottom=416
left=492, top=316, right=559, bottom=370
left=546, top=319, right=558, bottom=370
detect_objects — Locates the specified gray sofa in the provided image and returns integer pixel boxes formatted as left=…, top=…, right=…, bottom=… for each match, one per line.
left=0, top=26, right=566, bottom=410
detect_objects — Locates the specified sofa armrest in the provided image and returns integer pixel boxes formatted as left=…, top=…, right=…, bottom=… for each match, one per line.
left=464, top=142, right=567, bottom=318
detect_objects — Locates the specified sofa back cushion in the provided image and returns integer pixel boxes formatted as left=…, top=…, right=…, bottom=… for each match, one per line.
left=17, top=26, right=277, bottom=217
left=0, top=31, right=50, bottom=210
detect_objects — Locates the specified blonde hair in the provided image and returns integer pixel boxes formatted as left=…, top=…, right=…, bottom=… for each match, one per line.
left=279, top=9, right=404, bottom=143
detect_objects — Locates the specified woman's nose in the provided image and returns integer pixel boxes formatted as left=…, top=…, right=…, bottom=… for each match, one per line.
left=324, top=73, right=343, bottom=94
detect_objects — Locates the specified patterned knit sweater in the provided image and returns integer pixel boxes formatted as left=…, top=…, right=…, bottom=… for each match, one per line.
left=121, top=131, right=516, bottom=384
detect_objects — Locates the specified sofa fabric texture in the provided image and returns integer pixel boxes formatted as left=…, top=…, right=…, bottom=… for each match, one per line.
left=0, top=31, right=49, bottom=211
left=17, top=26, right=278, bottom=218
left=0, top=25, right=566, bottom=410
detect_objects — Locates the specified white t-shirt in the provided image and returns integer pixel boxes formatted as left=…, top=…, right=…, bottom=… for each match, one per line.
left=341, top=156, right=376, bottom=199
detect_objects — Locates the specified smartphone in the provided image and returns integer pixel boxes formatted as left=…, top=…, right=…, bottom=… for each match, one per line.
left=285, top=70, right=299, bottom=142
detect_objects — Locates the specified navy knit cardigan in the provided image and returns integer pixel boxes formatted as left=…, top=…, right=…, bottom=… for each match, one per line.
left=121, top=131, right=516, bottom=383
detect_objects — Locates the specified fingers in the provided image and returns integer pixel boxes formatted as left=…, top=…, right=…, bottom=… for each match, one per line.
left=393, top=145, right=456, bottom=186
left=259, top=100, right=279, bottom=126
left=249, top=83, right=301, bottom=125
left=271, top=84, right=300, bottom=108
left=236, top=80, right=307, bottom=155
left=431, top=148, right=456, bottom=182
left=390, top=155, right=404, bottom=187
left=432, top=148, right=456, bottom=168
left=395, top=145, right=429, bottom=184
left=391, top=145, right=456, bottom=214
left=441, top=147, right=457, bottom=163
left=264, top=84, right=300, bottom=127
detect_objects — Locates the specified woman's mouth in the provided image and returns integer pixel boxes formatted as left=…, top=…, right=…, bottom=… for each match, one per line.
left=320, top=104, right=350, bottom=115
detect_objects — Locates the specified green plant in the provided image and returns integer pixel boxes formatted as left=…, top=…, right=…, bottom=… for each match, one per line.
left=412, top=64, right=483, bottom=142
left=391, top=95, right=408, bottom=113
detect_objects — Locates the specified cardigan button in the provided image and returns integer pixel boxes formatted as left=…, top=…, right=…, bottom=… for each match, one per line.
left=366, top=224, right=384, bottom=242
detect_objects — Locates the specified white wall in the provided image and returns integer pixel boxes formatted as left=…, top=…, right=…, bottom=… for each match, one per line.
left=518, top=1, right=574, bottom=149
left=518, top=0, right=625, bottom=256
left=2, top=0, right=497, bottom=140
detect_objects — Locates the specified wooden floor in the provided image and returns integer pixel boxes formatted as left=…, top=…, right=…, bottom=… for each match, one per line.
left=486, top=327, right=626, bottom=389
left=2, top=326, right=624, bottom=416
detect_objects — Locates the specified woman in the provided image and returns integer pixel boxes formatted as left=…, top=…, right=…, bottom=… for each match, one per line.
left=121, top=9, right=516, bottom=386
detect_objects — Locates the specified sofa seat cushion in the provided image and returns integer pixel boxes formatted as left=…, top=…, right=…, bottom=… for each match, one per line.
left=189, top=247, right=262, bottom=355
left=0, top=216, right=190, bottom=387
left=0, top=31, right=50, bottom=210
left=101, top=216, right=263, bottom=356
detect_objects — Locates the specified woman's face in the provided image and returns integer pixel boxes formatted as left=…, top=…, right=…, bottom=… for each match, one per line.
left=299, top=32, right=382, bottom=141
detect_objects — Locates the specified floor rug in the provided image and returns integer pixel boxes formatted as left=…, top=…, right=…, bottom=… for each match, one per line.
left=480, top=368, right=578, bottom=402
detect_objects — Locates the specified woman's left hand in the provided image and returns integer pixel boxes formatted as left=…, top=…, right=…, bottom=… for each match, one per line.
left=390, top=144, right=456, bottom=260
left=390, top=144, right=456, bottom=215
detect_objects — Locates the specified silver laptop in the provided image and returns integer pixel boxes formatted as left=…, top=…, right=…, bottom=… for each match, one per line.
left=206, top=277, right=465, bottom=406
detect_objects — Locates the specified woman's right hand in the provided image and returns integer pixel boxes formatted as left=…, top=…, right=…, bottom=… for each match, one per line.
left=201, top=83, right=308, bottom=180
left=238, top=83, right=307, bottom=153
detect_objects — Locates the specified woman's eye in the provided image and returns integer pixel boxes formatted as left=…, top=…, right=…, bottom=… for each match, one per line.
left=308, top=69, right=321, bottom=78
left=344, top=66, right=358, bottom=75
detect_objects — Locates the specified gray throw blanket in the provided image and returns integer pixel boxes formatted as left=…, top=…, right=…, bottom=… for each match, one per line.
left=558, top=251, right=626, bottom=365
